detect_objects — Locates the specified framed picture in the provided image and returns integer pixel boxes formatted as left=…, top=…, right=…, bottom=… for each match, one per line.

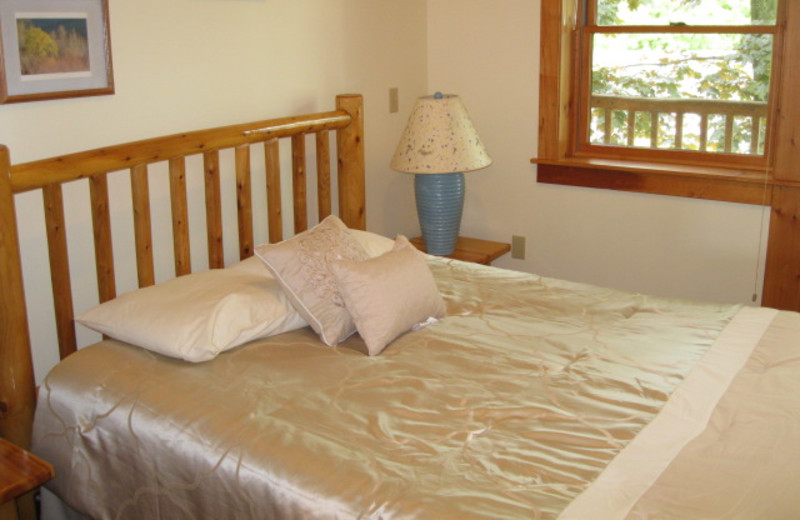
left=0, top=0, right=114, bottom=104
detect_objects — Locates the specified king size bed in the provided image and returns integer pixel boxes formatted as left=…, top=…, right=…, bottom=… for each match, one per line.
left=0, top=94, right=798, bottom=519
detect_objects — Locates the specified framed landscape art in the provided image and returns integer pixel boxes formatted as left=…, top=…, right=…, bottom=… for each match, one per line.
left=0, top=0, right=113, bottom=103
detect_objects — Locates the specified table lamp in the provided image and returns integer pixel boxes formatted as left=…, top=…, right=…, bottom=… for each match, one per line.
left=390, top=92, right=492, bottom=255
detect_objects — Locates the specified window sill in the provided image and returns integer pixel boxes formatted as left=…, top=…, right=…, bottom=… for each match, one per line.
left=531, top=157, right=774, bottom=205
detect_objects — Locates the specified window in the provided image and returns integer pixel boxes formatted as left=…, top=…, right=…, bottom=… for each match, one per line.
left=534, top=0, right=792, bottom=205
left=534, top=0, right=800, bottom=311
left=581, top=0, right=777, bottom=166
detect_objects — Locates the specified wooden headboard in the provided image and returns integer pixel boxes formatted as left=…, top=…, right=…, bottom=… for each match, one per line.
left=0, top=94, right=365, bottom=450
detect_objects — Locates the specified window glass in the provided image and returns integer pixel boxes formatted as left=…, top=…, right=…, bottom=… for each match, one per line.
left=587, top=1, right=775, bottom=156
left=596, top=0, right=777, bottom=26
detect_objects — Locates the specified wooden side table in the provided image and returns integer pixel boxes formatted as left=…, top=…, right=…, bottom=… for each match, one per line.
left=1, top=438, right=54, bottom=520
left=410, top=236, right=511, bottom=265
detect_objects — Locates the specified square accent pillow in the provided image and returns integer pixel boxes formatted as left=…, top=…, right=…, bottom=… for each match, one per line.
left=348, top=228, right=395, bottom=258
left=254, top=215, right=370, bottom=346
left=76, top=268, right=307, bottom=362
left=330, top=235, right=446, bottom=356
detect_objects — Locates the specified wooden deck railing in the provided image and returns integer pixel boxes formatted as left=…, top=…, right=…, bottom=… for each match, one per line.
left=590, top=95, right=768, bottom=155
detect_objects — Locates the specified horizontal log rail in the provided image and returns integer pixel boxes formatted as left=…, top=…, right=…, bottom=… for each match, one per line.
left=9, top=111, right=352, bottom=194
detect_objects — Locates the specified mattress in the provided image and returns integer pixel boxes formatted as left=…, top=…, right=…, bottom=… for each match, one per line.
left=32, top=258, right=800, bottom=519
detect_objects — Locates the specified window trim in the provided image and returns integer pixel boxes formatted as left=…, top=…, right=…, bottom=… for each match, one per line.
left=534, top=0, right=800, bottom=312
left=533, top=0, right=788, bottom=205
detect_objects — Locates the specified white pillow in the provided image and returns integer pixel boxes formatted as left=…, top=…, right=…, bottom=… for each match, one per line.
left=254, top=215, right=370, bottom=346
left=76, top=268, right=307, bottom=362
left=228, top=255, right=273, bottom=276
left=330, top=235, right=446, bottom=355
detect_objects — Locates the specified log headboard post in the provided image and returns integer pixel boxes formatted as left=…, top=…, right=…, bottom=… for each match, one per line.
left=336, top=94, right=366, bottom=230
left=0, top=145, right=35, bottom=450
left=0, top=93, right=365, bottom=453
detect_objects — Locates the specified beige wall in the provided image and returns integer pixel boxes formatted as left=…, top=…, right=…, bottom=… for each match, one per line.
left=427, top=0, right=769, bottom=305
left=1, top=0, right=773, bottom=381
left=0, top=0, right=426, bottom=379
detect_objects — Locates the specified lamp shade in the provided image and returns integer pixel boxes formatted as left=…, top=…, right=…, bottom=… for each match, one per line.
left=390, top=93, right=492, bottom=174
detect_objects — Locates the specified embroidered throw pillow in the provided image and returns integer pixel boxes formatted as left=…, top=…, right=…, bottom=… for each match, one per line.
left=255, top=215, right=370, bottom=346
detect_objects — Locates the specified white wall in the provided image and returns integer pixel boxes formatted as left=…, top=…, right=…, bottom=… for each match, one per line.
left=427, top=0, right=769, bottom=305
left=0, top=0, right=426, bottom=380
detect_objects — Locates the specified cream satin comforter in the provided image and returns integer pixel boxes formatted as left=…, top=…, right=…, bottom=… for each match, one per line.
left=33, top=259, right=800, bottom=519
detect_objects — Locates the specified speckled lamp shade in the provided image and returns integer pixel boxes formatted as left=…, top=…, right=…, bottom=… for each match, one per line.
left=390, top=93, right=492, bottom=174
left=390, top=93, right=492, bottom=256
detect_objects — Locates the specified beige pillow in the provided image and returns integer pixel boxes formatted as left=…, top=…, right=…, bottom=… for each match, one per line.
left=330, top=235, right=446, bottom=356
left=348, top=228, right=395, bottom=257
left=76, top=269, right=307, bottom=362
left=254, top=215, right=370, bottom=346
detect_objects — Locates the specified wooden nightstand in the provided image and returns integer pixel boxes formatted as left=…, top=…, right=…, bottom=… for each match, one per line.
left=410, top=236, right=511, bottom=265
left=1, top=438, right=54, bottom=520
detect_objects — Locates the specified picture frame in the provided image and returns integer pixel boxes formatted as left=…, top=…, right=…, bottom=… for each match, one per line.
left=0, top=0, right=114, bottom=104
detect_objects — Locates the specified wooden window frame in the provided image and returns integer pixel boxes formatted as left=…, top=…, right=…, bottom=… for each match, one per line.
left=533, top=0, right=800, bottom=311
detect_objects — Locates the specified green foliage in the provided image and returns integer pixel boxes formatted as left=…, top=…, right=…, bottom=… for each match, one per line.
left=18, top=22, right=58, bottom=59
left=16, top=20, right=89, bottom=76
left=590, top=0, right=774, bottom=155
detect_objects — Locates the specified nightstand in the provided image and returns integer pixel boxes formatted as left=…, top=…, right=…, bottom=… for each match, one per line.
left=1, top=438, right=54, bottom=520
left=410, top=236, right=511, bottom=265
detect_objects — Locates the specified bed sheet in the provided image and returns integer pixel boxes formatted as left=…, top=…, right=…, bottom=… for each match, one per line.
left=33, top=259, right=795, bottom=519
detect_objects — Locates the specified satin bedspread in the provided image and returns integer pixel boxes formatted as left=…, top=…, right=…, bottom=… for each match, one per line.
left=32, top=259, right=799, bottom=519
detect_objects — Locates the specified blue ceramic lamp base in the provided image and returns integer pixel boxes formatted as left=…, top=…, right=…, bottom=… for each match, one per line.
left=414, top=173, right=464, bottom=255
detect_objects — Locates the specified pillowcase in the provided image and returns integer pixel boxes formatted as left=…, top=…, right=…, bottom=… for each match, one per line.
left=227, top=228, right=393, bottom=276
left=227, top=255, right=274, bottom=276
left=330, top=235, right=446, bottom=356
left=254, top=215, right=370, bottom=346
left=348, top=228, right=395, bottom=258
left=76, top=268, right=307, bottom=362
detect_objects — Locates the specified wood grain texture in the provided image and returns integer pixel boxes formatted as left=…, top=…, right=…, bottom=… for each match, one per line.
left=763, top=185, right=800, bottom=311
left=204, top=151, right=224, bottom=269
left=235, top=145, right=254, bottom=260
left=89, top=175, right=117, bottom=303
left=130, top=164, right=155, bottom=288
left=410, top=236, right=511, bottom=266
left=292, top=134, right=308, bottom=234
left=760, top=2, right=800, bottom=311
left=10, top=111, right=352, bottom=194
left=265, top=139, right=283, bottom=243
left=772, top=0, right=800, bottom=184
left=0, top=438, right=54, bottom=503
left=336, top=94, right=366, bottom=230
left=168, top=158, right=192, bottom=276
left=0, top=146, right=35, bottom=451
left=0, top=94, right=365, bottom=461
left=536, top=161, right=772, bottom=205
left=316, top=130, right=332, bottom=221
left=42, top=185, right=77, bottom=360
left=537, top=1, right=567, bottom=160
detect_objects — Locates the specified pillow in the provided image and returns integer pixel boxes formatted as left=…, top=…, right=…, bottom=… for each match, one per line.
left=254, top=215, right=370, bottom=346
left=348, top=228, right=395, bottom=257
left=228, top=255, right=274, bottom=276
left=330, top=235, right=446, bottom=356
left=76, top=269, right=307, bottom=362
left=231, top=228, right=394, bottom=276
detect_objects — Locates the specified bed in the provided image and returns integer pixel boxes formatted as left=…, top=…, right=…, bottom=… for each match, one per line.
left=1, top=94, right=799, bottom=519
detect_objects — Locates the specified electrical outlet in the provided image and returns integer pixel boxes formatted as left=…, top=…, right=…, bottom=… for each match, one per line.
left=511, top=235, right=526, bottom=260
left=389, top=87, right=399, bottom=113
